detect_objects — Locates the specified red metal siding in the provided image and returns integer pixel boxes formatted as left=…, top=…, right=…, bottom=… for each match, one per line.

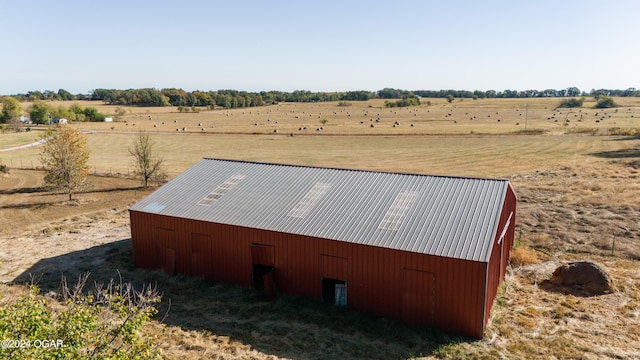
left=401, top=269, right=435, bottom=325
left=190, top=233, right=213, bottom=278
left=321, top=255, right=347, bottom=280
left=482, top=184, right=517, bottom=330
left=250, top=243, right=275, bottom=266
left=156, top=228, right=176, bottom=275
left=129, top=209, right=502, bottom=339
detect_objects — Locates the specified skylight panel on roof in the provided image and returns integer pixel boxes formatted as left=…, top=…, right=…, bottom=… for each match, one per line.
left=287, top=182, right=332, bottom=218
left=378, top=190, right=419, bottom=231
left=197, top=174, right=246, bottom=206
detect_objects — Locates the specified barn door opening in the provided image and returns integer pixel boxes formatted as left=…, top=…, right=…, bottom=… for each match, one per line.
left=252, top=264, right=273, bottom=288
left=322, top=278, right=347, bottom=306
left=250, top=243, right=276, bottom=300
left=320, top=254, right=348, bottom=306
left=156, top=228, right=176, bottom=275
left=401, top=269, right=435, bottom=326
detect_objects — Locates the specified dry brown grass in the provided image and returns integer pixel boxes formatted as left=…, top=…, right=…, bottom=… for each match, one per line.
left=509, top=247, right=540, bottom=267
left=1, top=97, right=639, bottom=359
left=16, top=97, right=640, bottom=137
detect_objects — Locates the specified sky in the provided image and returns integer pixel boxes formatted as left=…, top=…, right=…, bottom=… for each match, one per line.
left=2, top=0, right=639, bottom=95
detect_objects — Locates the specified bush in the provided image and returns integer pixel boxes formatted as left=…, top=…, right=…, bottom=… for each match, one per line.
left=0, top=275, right=162, bottom=359
left=510, top=247, right=540, bottom=266
left=557, top=97, right=584, bottom=108
left=384, top=96, right=421, bottom=108
left=595, top=96, right=616, bottom=108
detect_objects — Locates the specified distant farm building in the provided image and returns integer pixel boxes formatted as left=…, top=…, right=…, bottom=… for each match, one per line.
left=129, top=158, right=517, bottom=338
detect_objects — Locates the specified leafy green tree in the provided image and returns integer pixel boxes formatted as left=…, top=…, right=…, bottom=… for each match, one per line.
left=52, top=105, right=73, bottom=120
left=40, top=126, right=90, bottom=201
left=57, top=88, right=75, bottom=100
left=566, top=87, right=581, bottom=97
left=0, top=97, right=22, bottom=126
left=83, top=107, right=105, bottom=122
left=130, top=131, right=166, bottom=187
left=28, top=101, right=54, bottom=125
left=69, top=103, right=86, bottom=121
left=446, top=94, right=454, bottom=103
left=69, top=103, right=83, bottom=115
left=27, top=90, right=44, bottom=101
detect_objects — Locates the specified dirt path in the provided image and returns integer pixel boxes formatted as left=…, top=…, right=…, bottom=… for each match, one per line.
left=0, top=139, right=46, bottom=152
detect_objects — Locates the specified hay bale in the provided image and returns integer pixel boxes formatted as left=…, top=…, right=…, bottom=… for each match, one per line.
left=548, top=261, right=613, bottom=296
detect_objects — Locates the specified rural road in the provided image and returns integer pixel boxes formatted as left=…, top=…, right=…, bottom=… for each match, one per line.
left=0, top=139, right=47, bottom=152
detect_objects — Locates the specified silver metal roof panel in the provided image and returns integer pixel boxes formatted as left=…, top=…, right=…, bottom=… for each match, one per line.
left=130, top=158, right=512, bottom=262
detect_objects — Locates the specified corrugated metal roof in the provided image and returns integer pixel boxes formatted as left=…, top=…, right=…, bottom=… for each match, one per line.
left=129, top=158, right=511, bottom=262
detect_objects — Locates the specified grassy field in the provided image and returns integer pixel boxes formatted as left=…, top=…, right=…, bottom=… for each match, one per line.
left=2, top=131, right=638, bottom=178
left=1, top=97, right=639, bottom=359
left=26, top=97, right=640, bottom=136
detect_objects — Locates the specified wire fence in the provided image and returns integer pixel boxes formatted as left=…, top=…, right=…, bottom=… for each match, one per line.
left=7, top=160, right=138, bottom=180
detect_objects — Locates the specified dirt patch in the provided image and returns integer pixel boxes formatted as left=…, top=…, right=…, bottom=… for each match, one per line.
left=0, top=209, right=131, bottom=284
left=0, top=169, right=151, bottom=234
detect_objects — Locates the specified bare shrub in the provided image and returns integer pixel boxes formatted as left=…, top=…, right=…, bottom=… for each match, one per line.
left=510, top=247, right=540, bottom=267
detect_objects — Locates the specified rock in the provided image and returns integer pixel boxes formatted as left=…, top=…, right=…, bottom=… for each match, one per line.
left=548, top=261, right=613, bottom=296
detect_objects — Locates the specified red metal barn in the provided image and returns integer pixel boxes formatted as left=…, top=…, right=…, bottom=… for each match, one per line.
left=129, top=158, right=516, bottom=339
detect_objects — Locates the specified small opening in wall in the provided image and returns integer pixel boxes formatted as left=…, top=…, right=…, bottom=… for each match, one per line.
left=322, top=278, right=347, bottom=306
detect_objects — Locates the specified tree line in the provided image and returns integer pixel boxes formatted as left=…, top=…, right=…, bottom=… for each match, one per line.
left=5, top=87, right=639, bottom=109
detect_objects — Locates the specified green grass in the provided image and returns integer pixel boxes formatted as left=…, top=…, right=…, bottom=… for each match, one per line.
left=0, top=131, right=40, bottom=148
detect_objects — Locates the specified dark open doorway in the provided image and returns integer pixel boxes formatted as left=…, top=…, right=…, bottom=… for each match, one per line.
left=252, top=264, right=274, bottom=290
left=322, top=277, right=347, bottom=306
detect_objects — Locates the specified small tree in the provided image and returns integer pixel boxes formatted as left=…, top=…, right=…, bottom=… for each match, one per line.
left=319, top=118, right=328, bottom=126
left=130, top=131, right=166, bottom=187
left=114, top=106, right=127, bottom=121
left=28, top=101, right=54, bottom=125
left=446, top=94, right=454, bottom=103
left=1, top=97, right=23, bottom=132
left=0, top=97, right=22, bottom=123
left=40, top=126, right=90, bottom=201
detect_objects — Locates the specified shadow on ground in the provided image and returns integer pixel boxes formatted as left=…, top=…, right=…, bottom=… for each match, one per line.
left=589, top=146, right=640, bottom=159
left=12, top=239, right=466, bottom=360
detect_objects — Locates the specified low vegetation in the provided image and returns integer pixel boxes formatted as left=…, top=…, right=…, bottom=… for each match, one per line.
left=0, top=276, right=161, bottom=359
left=1, top=97, right=639, bottom=358
left=28, top=101, right=107, bottom=124
left=595, top=95, right=617, bottom=108
left=557, top=97, right=585, bottom=108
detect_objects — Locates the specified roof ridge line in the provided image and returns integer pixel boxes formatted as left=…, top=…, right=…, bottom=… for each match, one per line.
left=201, top=157, right=509, bottom=182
